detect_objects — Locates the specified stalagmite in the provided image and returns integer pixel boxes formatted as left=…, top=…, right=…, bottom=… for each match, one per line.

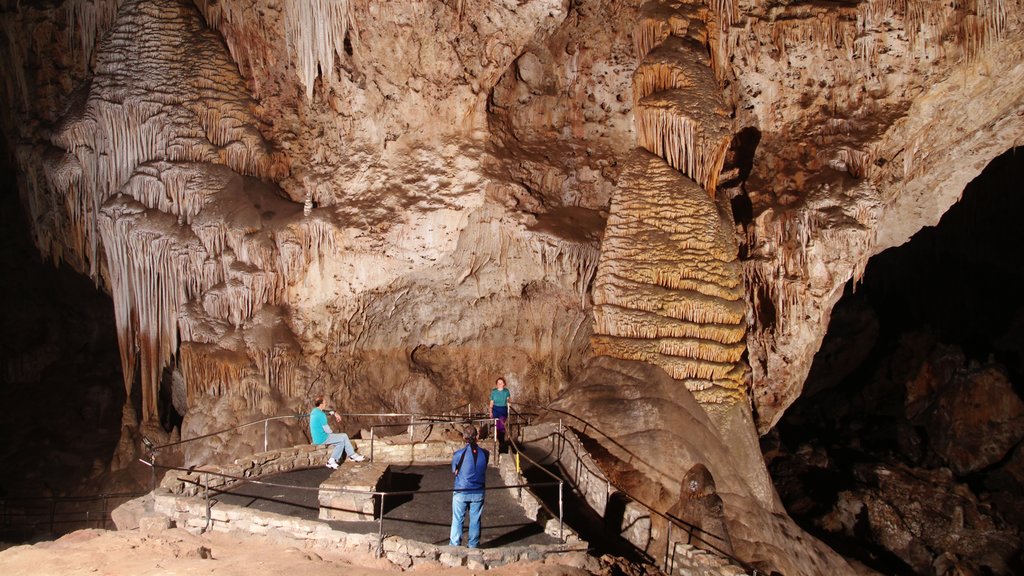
left=590, top=1, right=746, bottom=406
left=592, top=148, right=747, bottom=401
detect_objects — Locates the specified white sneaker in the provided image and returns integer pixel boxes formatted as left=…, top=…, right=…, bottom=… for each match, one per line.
left=349, top=453, right=365, bottom=462
left=326, top=458, right=339, bottom=469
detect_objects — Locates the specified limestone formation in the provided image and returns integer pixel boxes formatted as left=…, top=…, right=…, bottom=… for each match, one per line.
left=667, top=463, right=734, bottom=556
left=591, top=0, right=747, bottom=416
left=2, top=0, right=1024, bottom=572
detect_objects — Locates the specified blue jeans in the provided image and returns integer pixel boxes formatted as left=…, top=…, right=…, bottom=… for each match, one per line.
left=450, top=492, right=484, bottom=547
left=321, top=432, right=356, bottom=461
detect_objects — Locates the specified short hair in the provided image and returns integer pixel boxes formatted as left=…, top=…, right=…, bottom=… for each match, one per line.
left=313, top=394, right=325, bottom=407
left=463, top=424, right=478, bottom=443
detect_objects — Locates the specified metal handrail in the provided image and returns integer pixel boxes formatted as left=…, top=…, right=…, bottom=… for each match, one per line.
left=511, top=411, right=762, bottom=575
left=141, top=459, right=566, bottom=558
left=150, top=414, right=305, bottom=452
left=0, top=491, right=148, bottom=536
left=140, top=403, right=756, bottom=572
left=519, top=403, right=676, bottom=486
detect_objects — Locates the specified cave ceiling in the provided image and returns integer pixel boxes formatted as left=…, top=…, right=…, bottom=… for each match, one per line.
left=1, top=0, right=1022, bottom=439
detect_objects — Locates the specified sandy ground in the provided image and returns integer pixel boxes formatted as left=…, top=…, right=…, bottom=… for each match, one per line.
left=0, top=528, right=605, bottom=576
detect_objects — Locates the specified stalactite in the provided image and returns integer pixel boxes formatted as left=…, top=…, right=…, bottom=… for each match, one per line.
left=538, top=238, right=601, bottom=309
left=180, top=341, right=248, bottom=406
left=742, top=186, right=882, bottom=344
left=1, top=14, right=31, bottom=112
left=66, top=0, right=123, bottom=70
left=834, top=147, right=874, bottom=179
left=635, top=92, right=731, bottom=194
left=284, top=0, right=353, bottom=101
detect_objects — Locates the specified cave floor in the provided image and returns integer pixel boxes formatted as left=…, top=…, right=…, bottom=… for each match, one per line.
left=213, top=464, right=560, bottom=548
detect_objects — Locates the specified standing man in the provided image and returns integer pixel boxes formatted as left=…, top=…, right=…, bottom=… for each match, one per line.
left=309, top=395, right=365, bottom=469
left=450, top=424, right=489, bottom=548
left=488, top=377, right=511, bottom=449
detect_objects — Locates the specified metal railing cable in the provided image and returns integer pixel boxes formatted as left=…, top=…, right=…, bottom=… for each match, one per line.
left=509, top=404, right=763, bottom=576
left=146, top=402, right=502, bottom=454
left=138, top=458, right=566, bottom=558
left=0, top=491, right=148, bottom=537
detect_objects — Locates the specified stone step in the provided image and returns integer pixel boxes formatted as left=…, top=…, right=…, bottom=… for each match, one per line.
left=319, top=461, right=391, bottom=521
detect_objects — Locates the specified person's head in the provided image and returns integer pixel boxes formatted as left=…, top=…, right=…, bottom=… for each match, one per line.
left=463, top=424, right=478, bottom=444
left=313, top=394, right=326, bottom=408
left=495, top=377, right=506, bottom=389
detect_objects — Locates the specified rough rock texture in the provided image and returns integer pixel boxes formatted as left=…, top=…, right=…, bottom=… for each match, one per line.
left=549, top=357, right=857, bottom=575
left=820, top=463, right=1019, bottom=575
left=906, top=347, right=1024, bottom=475
left=2, top=0, right=1024, bottom=572
left=768, top=329, right=1024, bottom=574
left=732, top=0, right=1024, bottom=432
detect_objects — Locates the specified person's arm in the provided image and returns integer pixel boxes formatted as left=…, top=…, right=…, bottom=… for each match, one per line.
left=488, top=390, right=494, bottom=414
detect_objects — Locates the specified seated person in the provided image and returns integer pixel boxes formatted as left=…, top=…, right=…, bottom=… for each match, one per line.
left=309, top=395, right=365, bottom=469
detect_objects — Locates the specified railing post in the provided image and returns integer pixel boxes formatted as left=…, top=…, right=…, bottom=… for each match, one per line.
left=409, top=415, right=414, bottom=441
left=377, top=493, right=385, bottom=558
left=202, top=473, right=212, bottom=533
left=664, top=522, right=672, bottom=573
left=370, top=426, right=375, bottom=463
left=264, top=419, right=269, bottom=453
left=558, top=481, right=564, bottom=542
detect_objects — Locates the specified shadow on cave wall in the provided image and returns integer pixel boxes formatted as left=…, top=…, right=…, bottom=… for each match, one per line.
left=0, top=158, right=129, bottom=501
left=766, top=148, right=1024, bottom=575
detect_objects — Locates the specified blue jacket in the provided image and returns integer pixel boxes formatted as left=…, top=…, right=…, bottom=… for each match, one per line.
left=452, top=443, right=489, bottom=494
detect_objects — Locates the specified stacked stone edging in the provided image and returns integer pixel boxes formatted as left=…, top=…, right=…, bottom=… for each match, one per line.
left=147, top=438, right=583, bottom=570
left=520, top=423, right=751, bottom=576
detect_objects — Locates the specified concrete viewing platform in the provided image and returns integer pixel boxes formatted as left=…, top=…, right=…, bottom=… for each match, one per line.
left=144, top=431, right=583, bottom=569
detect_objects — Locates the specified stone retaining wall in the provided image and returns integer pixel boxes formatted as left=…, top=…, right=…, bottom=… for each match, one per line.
left=149, top=438, right=583, bottom=570
left=519, top=423, right=752, bottom=576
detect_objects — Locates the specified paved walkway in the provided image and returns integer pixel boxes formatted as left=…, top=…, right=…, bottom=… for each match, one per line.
left=214, top=464, right=561, bottom=548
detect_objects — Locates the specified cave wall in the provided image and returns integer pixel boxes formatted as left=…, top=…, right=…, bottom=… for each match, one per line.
left=1, top=0, right=1024, bottom=571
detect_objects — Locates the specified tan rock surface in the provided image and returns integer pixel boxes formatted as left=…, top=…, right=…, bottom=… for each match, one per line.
left=0, top=528, right=591, bottom=576
left=2, top=0, right=1024, bottom=572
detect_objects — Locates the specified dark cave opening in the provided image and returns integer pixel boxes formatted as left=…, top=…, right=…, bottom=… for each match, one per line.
left=0, top=159, right=127, bottom=503
left=768, top=148, right=1024, bottom=575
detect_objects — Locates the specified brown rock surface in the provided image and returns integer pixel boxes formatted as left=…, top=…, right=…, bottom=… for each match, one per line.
left=2, top=0, right=1024, bottom=572
left=0, top=527, right=596, bottom=576
left=820, top=463, right=1020, bottom=575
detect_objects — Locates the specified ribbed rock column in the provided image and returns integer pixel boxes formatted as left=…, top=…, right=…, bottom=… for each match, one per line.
left=592, top=0, right=746, bottom=408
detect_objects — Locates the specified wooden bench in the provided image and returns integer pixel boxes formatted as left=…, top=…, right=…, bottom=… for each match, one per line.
left=318, top=461, right=391, bottom=521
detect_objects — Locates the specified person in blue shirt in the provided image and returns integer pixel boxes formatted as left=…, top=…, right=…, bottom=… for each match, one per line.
left=489, top=377, right=511, bottom=450
left=309, top=395, right=365, bottom=469
left=450, top=424, right=489, bottom=548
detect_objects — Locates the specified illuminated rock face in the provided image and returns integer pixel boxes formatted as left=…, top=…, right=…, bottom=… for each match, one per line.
left=1, top=0, right=1024, bottom=571
left=591, top=1, right=746, bottom=412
